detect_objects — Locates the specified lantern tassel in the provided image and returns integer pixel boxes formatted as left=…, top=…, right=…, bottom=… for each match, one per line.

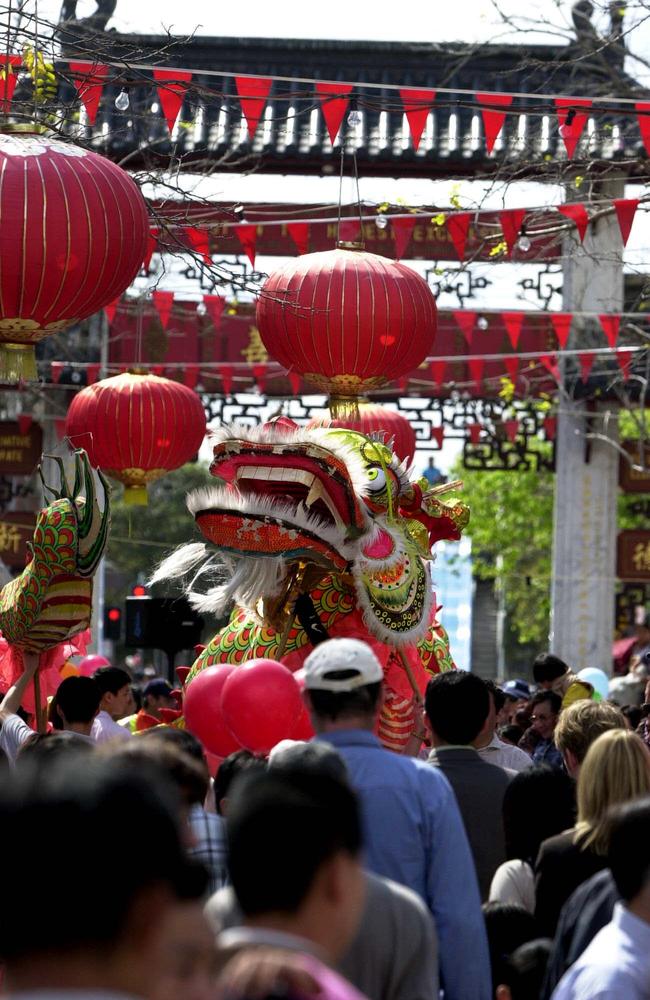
left=0, top=343, right=37, bottom=383
left=124, top=485, right=148, bottom=506
left=328, top=394, right=361, bottom=420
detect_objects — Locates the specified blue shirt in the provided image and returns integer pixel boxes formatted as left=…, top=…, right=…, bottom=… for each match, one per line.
left=532, top=738, right=565, bottom=770
left=552, top=903, right=650, bottom=999
left=317, top=730, right=491, bottom=1000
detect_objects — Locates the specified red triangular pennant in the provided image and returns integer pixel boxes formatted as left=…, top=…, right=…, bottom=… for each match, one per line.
left=234, top=75, right=273, bottom=140
left=287, top=222, right=309, bottom=255
left=453, top=311, right=477, bottom=345
left=143, top=229, right=159, bottom=272
left=152, top=365, right=165, bottom=377
left=558, top=203, right=590, bottom=243
left=447, top=213, right=472, bottom=261
left=0, top=55, right=21, bottom=113
left=152, top=290, right=175, bottom=330
left=86, top=364, right=101, bottom=385
left=504, top=419, right=519, bottom=443
left=636, top=102, right=650, bottom=156
left=555, top=99, right=592, bottom=158
left=540, top=354, right=559, bottom=379
left=51, top=362, right=64, bottom=384
left=17, top=414, right=33, bottom=434
left=235, top=225, right=257, bottom=267
left=392, top=216, right=417, bottom=259
left=503, top=312, right=524, bottom=350
left=613, top=199, right=639, bottom=247
left=476, top=92, right=514, bottom=154
left=617, top=349, right=633, bottom=379
left=504, top=356, right=520, bottom=383
left=499, top=209, right=527, bottom=256
left=315, top=82, right=353, bottom=144
left=399, top=88, right=436, bottom=151
left=70, top=62, right=109, bottom=125
left=184, top=368, right=199, bottom=390
left=288, top=371, right=301, bottom=394
left=544, top=417, right=557, bottom=440
left=430, top=360, right=447, bottom=386
left=187, top=227, right=211, bottom=264
left=252, top=363, right=267, bottom=392
left=219, top=365, right=233, bottom=395
left=467, top=423, right=482, bottom=445
left=599, top=314, right=620, bottom=348
left=104, top=298, right=120, bottom=326
left=153, top=69, right=193, bottom=133
left=338, top=219, right=361, bottom=244
left=550, top=312, right=573, bottom=350
left=468, top=357, right=484, bottom=385
left=431, top=426, right=444, bottom=448
left=579, top=352, right=596, bottom=382
left=203, top=295, right=226, bottom=328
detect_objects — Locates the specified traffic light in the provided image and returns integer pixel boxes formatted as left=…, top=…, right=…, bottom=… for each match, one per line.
left=104, top=605, right=122, bottom=641
left=125, top=596, right=204, bottom=653
left=132, top=584, right=147, bottom=597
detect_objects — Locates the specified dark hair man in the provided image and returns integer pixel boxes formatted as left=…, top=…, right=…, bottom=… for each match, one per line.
left=143, top=679, right=177, bottom=719
left=0, top=755, right=206, bottom=998
left=474, top=679, right=532, bottom=773
left=303, top=637, right=490, bottom=1000
left=551, top=797, right=650, bottom=998
left=529, top=691, right=564, bottom=769
left=91, top=665, right=132, bottom=743
left=54, top=676, right=101, bottom=738
left=425, top=671, right=514, bottom=900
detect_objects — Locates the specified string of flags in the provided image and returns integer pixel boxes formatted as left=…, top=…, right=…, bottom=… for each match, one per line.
left=3, top=56, right=650, bottom=159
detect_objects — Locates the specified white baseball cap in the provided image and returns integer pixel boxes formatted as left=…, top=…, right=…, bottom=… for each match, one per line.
left=303, top=638, right=383, bottom=692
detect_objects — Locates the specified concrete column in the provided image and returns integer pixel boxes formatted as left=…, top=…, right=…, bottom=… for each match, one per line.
left=550, top=181, right=623, bottom=673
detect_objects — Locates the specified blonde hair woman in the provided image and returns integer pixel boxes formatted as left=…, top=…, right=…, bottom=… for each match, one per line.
left=535, top=729, right=650, bottom=936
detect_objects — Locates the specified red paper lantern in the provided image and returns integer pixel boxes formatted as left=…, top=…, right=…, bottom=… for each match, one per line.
left=256, top=246, right=436, bottom=412
left=221, top=659, right=303, bottom=754
left=309, top=402, right=417, bottom=464
left=65, top=372, right=207, bottom=505
left=0, top=128, right=149, bottom=382
left=184, top=664, right=242, bottom=757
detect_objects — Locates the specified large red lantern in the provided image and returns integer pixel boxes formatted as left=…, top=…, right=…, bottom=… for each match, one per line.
left=256, top=246, right=436, bottom=414
left=66, top=372, right=207, bottom=505
left=309, top=402, right=417, bottom=464
left=0, top=127, right=148, bottom=382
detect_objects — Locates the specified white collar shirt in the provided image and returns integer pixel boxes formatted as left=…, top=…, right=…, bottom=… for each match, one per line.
left=476, top=732, right=532, bottom=773
left=91, top=710, right=131, bottom=744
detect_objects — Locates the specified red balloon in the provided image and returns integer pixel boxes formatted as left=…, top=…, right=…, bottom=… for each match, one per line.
left=291, top=704, right=315, bottom=741
left=78, top=654, right=111, bottom=677
left=184, top=664, right=241, bottom=757
left=221, top=659, right=303, bottom=754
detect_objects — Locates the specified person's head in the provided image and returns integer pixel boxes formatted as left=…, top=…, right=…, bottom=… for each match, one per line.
left=303, top=638, right=383, bottom=732
left=635, top=614, right=650, bottom=647
left=153, top=900, right=217, bottom=1000
left=495, top=939, right=553, bottom=1000
left=0, top=755, right=206, bottom=996
left=54, top=676, right=101, bottom=733
left=227, top=770, right=365, bottom=962
left=502, top=765, right=575, bottom=865
left=499, top=724, right=525, bottom=747
left=141, top=726, right=207, bottom=765
left=499, top=680, right=531, bottom=724
left=213, top=749, right=265, bottom=816
left=532, top=653, right=569, bottom=691
left=143, top=679, right=177, bottom=719
left=623, top=705, right=643, bottom=731
left=530, top=691, right=562, bottom=742
left=608, top=797, right=650, bottom=917
left=555, top=699, right=626, bottom=776
left=93, top=666, right=132, bottom=721
left=16, top=731, right=96, bottom=764
left=424, top=670, right=490, bottom=746
left=576, top=729, right=650, bottom=855
left=481, top=902, right=539, bottom=994
left=268, top=740, right=349, bottom=783
left=105, top=739, right=209, bottom=809
left=476, top=678, right=503, bottom=744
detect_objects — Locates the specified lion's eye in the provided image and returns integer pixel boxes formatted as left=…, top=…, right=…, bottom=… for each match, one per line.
left=366, top=467, right=387, bottom=492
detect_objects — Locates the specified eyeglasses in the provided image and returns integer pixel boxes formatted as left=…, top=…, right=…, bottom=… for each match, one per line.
left=531, top=713, right=552, bottom=722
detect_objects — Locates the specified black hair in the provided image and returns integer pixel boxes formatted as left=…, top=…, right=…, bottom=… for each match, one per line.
left=482, top=902, right=539, bottom=993
left=499, top=724, right=525, bottom=746
left=532, top=653, right=569, bottom=684
left=269, top=741, right=349, bottom=784
left=213, top=749, right=265, bottom=815
left=622, top=705, right=643, bottom=731
left=484, top=678, right=506, bottom=714
left=92, top=666, right=132, bottom=696
left=531, top=690, right=563, bottom=716
left=17, top=732, right=95, bottom=763
left=503, top=765, right=576, bottom=865
left=608, top=796, right=650, bottom=903
left=424, top=670, right=490, bottom=745
left=0, top=755, right=206, bottom=962
left=107, top=741, right=209, bottom=807
left=307, top=681, right=382, bottom=723
left=141, top=725, right=206, bottom=764
left=500, top=939, right=553, bottom=999
left=227, top=770, right=361, bottom=917
left=55, top=676, right=101, bottom=725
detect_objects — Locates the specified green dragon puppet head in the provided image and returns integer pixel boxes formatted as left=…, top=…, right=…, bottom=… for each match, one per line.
left=154, top=420, right=468, bottom=649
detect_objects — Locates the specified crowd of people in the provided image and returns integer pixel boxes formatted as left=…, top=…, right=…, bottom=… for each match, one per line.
left=1, top=637, right=650, bottom=999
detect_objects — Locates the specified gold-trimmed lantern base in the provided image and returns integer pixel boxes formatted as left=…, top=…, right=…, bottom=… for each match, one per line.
left=0, top=343, right=37, bottom=383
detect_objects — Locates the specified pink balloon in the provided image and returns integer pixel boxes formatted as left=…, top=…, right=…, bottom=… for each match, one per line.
left=78, top=654, right=111, bottom=677
left=184, top=664, right=241, bottom=757
left=222, top=659, right=303, bottom=754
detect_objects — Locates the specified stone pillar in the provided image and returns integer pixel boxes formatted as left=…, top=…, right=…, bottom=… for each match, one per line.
left=550, top=181, right=623, bottom=673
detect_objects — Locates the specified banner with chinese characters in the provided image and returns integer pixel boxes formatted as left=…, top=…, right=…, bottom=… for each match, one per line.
left=0, top=513, right=36, bottom=568
left=619, top=442, right=650, bottom=494
left=0, top=422, right=43, bottom=476
left=618, top=530, right=650, bottom=581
